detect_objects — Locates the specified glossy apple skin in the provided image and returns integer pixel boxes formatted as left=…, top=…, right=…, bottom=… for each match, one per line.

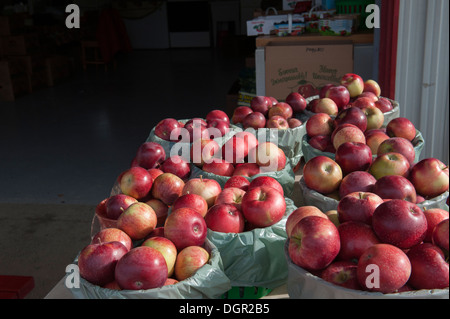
left=372, top=199, right=427, bottom=249
left=141, top=236, right=177, bottom=277
left=91, top=228, right=133, bottom=251
left=117, top=202, right=157, bottom=241
left=161, top=155, right=191, bottom=180
left=337, top=192, right=384, bottom=225
left=303, top=156, right=343, bottom=195
left=324, top=85, right=351, bottom=109
left=155, top=118, right=182, bottom=141
left=365, top=130, right=390, bottom=155
left=202, top=158, right=235, bottom=177
left=164, top=207, right=207, bottom=250
left=288, top=216, right=340, bottom=271
left=386, top=117, right=416, bottom=141
left=145, top=198, right=169, bottom=227
left=115, top=246, right=168, bottom=290
left=232, top=163, right=260, bottom=177
left=432, top=219, right=449, bottom=252
left=312, top=98, right=338, bottom=116
left=190, top=138, right=220, bottom=167
left=357, top=244, right=411, bottom=293
left=105, top=194, right=138, bottom=220
left=309, top=135, right=334, bottom=152
left=214, top=187, right=246, bottom=210
left=285, top=206, right=327, bottom=238
left=334, top=107, right=368, bottom=132
left=207, top=120, right=229, bottom=138
left=288, top=118, right=303, bottom=128
left=335, top=142, right=373, bottom=175
left=407, top=243, right=449, bottom=290
left=242, top=112, right=266, bottom=130
left=151, top=172, right=185, bottom=206
left=368, top=152, right=410, bottom=180
left=182, top=177, right=222, bottom=208
left=224, top=175, right=250, bottom=191
left=306, top=113, right=334, bottom=137
left=250, top=96, right=272, bottom=116
left=377, top=137, right=416, bottom=165
left=337, top=221, right=380, bottom=261
left=222, top=136, right=248, bottom=164
left=363, top=79, right=381, bottom=97
left=241, top=186, right=286, bottom=228
left=422, top=208, right=449, bottom=243
left=268, top=102, right=293, bottom=119
left=285, top=92, right=307, bottom=113
left=332, top=124, right=366, bottom=151
left=372, top=175, right=417, bottom=203
left=119, top=167, right=153, bottom=200
left=340, top=73, right=364, bottom=98
left=374, top=97, right=393, bottom=112
left=204, top=203, right=245, bottom=233
left=232, top=106, right=253, bottom=124
left=254, top=142, right=286, bottom=172
left=172, top=193, right=208, bottom=217
left=206, top=109, right=230, bottom=125
left=174, top=246, right=209, bottom=281
left=409, top=158, right=449, bottom=199
left=321, top=261, right=362, bottom=290
left=361, top=105, right=385, bottom=130
left=339, top=171, right=377, bottom=198
left=248, top=176, right=284, bottom=196
left=266, top=115, right=289, bottom=129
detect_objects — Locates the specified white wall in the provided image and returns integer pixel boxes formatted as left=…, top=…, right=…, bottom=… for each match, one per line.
left=395, top=0, right=449, bottom=164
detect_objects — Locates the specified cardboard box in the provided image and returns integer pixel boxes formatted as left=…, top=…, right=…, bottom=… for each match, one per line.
left=264, top=42, right=353, bottom=100
left=247, top=14, right=304, bottom=36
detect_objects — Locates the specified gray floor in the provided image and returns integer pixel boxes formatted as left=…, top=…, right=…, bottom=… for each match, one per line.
left=0, top=48, right=246, bottom=298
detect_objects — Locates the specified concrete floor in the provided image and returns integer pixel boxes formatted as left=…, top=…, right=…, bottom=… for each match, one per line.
left=0, top=48, right=246, bottom=298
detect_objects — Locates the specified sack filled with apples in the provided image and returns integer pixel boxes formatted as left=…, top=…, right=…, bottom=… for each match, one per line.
left=284, top=197, right=449, bottom=298
left=231, top=93, right=308, bottom=168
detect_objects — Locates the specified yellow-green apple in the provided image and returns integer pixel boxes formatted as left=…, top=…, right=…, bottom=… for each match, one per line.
left=334, top=106, right=368, bottom=132
left=202, top=158, right=235, bottom=177
left=151, top=172, right=185, bottom=206
left=409, top=158, right=449, bottom=198
left=155, top=118, right=182, bottom=141
left=207, top=119, right=229, bottom=138
left=206, top=109, right=230, bottom=125
left=142, top=236, right=177, bottom=277
left=357, top=243, right=411, bottom=293
left=288, top=118, right=303, bottom=128
left=368, top=152, right=410, bottom=179
left=285, top=206, right=327, bottom=238
left=242, top=112, right=266, bottom=129
left=78, top=241, right=128, bottom=286
left=321, top=261, right=362, bottom=290
left=365, top=129, right=390, bottom=155
left=374, top=97, right=393, bottom=113
left=250, top=96, right=272, bottom=116
left=331, top=124, right=366, bottom=151
left=204, top=203, right=245, bottom=233
left=174, top=246, right=209, bottom=281
left=164, top=207, right=207, bottom=250
left=386, top=117, right=416, bottom=141
left=182, top=177, right=222, bottom=208
left=248, top=176, right=284, bottom=196
left=303, top=156, right=343, bottom=194
left=241, top=185, right=286, bottom=228
left=172, top=193, right=208, bottom=217
left=325, top=210, right=340, bottom=227
left=214, top=187, right=246, bottom=210
left=144, top=198, right=169, bottom=226
left=161, top=155, right=191, bottom=180
left=105, top=194, right=138, bottom=220
left=91, top=228, right=133, bottom=252
left=339, top=171, right=377, bottom=198
left=309, top=135, right=334, bottom=152
left=268, top=102, right=293, bottom=119
left=224, top=175, right=250, bottom=191
left=372, top=199, right=427, bottom=249
left=406, top=243, right=449, bottom=290
left=285, top=92, right=307, bottom=113
left=190, top=138, right=220, bottom=167
left=432, top=219, right=449, bottom=252
left=363, top=79, right=381, bottom=97
left=288, top=216, right=340, bottom=270
left=117, top=202, right=157, bottom=240
left=306, top=113, right=334, bottom=137
left=340, top=73, right=364, bottom=98
left=361, top=105, right=384, bottom=130
left=335, top=142, right=373, bottom=175
left=423, top=208, right=449, bottom=242
left=232, top=106, right=253, bottom=124
left=337, top=192, right=384, bottom=225
left=232, top=163, right=260, bottom=177
left=372, top=175, right=417, bottom=203
left=377, top=137, right=416, bottom=165
left=266, top=115, right=289, bottom=129
left=222, top=135, right=248, bottom=164
left=324, top=85, right=351, bottom=109
left=311, top=98, right=338, bottom=116
left=119, top=166, right=153, bottom=200
left=352, top=96, right=375, bottom=109
left=115, top=246, right=168, bottom=290
left=337, top=221, right=380, bottom=261
left=252, top=142, right=286, bottom=172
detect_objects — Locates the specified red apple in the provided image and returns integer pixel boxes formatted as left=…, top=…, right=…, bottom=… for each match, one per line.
left=241, top=186, right=286, bottom=228
left=223, top=175, right=250, bottom=191
left=288, top=118, right=303, bottom=128
left=361, top=105, right=385, bottom=130
left=337, top=221, right=381, bottom=261
left=144, top=198, right=169, bottom=226
left=332, top=124, right=366, bottom=151
left=147, top=168, right=164, bottom=181
left=368, top=152, right=410, bottom=180
left=339, top=171, right=377, bottom=198
left=207, top=120, right=229, bottom=138
left=184, top=119, right=210, bottom=143
left=319, top=84, right=335, bottom=98
left=358, top=92, right=379, bottom=103
left=204, top=203, right=245, bottom=233
left=151, top=172, right=185, bottom=206
left=242, top=112, right=266, bottom=129
left=365, top=130, right=390, bottom=154
left=340, top=73, right=364, bottom=98
left=155, top=118, right=182, bottom=141
left=303, top=156, right=343, bottom=194
left=161, top=155, right=190, bottom=180
left=221, top=136, right=248, bottom=164
left=164, top=207, right=207, bottom=250
left=172, top=193, right=208, bottom=217
left=91, top=228, right=133, bottom=251
left=338, top=192, right=384, bottom=225
left=309, top=135, right=335, bottom=153
left=306, top=113, right=334, bottom=137
left=214, top=187, right=246, bottom=211
left=248, top=176, right=284, bottom=196
left=119, top=167, right=153, bottom=200
left=141, top=236, right=177, bottom=277
left=407, top=243, right=449, bottom=290
left=232, top=163, right=261, bottom=177
left=357, top=244, right=411, bottom=293
left=386, top=117, right=416, bottom=141
left=409, top=158, right=449, bottom=199
left=423, top=208, right=449, bottom=243
left=335, top=142, right=373, bottom=175
left=372, top=175, right=417, bottom=203
left=285, top=92, right=307, bottom=113
left=375, top=97, right=393, bottom=113
left=285, top=206, right=327, bottom=238
left=164, top=278, right=179, bottom=286
left=268, top=102, right=293, bottom=119
left=202, top=158, right=235, bottom=177
left=377, top=137, right=416, bottom=165
left=311, top=98, right=338, bottom=116
left=78, top=241, right=128, bottom=286
left=372, top=199, right=427, bottom=249
left=134, top=142, right=166, bottom=170
left=182, top=177, right=222, bottom=208
left=174, top=246, right=209, bottom=281
left=288, top=216, right=340, bottom=270
left=115, top=246, right=168, bottom=290
left=324, top=85, right=351, bottom=109
left=250, top=96, right=272, bottom=116
left=252, top=142, right=286, bottom=172
left=363, top=79, right=381, bottom=97
left=321, top=261, right=362, bottom=290
left=105, top=194, right=138, bottom=220
left=234, top=131, right=258, bottom=155
left=334, top=107, right=368, bottom=132
left=432, top=219, right=449, bottom=252
left=190, top=138, right=220, bottom=167
left=232, top=106, right=253, bottom=124
left=206, top=109, right=230, bottom=125
left=117, top=202, right=157, bottom=240
left=266, top=115, right=289, bottom=129
left=352, top=97, right=375, bottom=109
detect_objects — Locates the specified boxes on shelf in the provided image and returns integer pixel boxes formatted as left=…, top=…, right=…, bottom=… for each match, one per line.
left=246, top=13, right=305, bottom=36
left=319, top=14, right=359, bottom=35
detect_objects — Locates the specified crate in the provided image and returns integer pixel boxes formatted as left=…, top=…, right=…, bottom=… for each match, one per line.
left=336, top=0, right=375, bottom=29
